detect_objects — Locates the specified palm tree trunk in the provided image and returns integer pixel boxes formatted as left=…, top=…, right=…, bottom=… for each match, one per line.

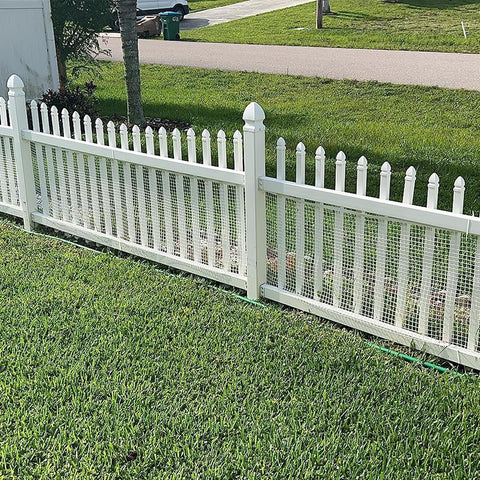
left=115, top=0, right=145, bottom=125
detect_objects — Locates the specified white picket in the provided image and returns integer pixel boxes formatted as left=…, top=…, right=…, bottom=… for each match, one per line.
left=120, top=123, right=136, bottom=243
left=96, top=118, right=113, bottom=236
left=313, top=146, right=325, bottom=301
left=51, top=106, right=70, bottom=221
left=73, top=111, right=90, bottom=228
left=146, top=126, right=161, bottom=250
left=202, top=129, right=215, bottom=266
left=295, top=142, right=306, bottom=295
left=61, top=109, right=80, bottom=225
left=84, top=115, right=101, bottom=231
left=0, top=99, right=8, bottom=203
left=417, top=174, right=440, bottom=335
left=443, top=177, right=465, bottom=342
left=276, top=137, right=287, bottom=289
left=133, top=125, right=148, bottom=247
left=107, top=121, right=124, bottom=239
left=373, top=162, right=391, bottom=320
left=353, top=156, right=367, bottom=315
left=41, top=103, right=59, bottom=218
left=395, top=166, right=416, bottom=328
left=333, top=151, right=346, bottom=308
left=187, top=128, right=201, bottom=262
left=173, top=128, right=187, bottom=258
left=218, top=130, right=231, bottom=271
left=159, top=127, right=168, bottom=157
left=234, top=130, right=246, bottom=276
left=0, top=97, right=7, bottom=125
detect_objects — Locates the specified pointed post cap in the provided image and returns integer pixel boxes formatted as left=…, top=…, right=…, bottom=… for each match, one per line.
left=7, top=74, right=24, bottom=90
left=243, top=102, right=265, bottom=122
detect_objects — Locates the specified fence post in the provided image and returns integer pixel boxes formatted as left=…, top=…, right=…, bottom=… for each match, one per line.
left=8, top=75, right=37, bottom=231
left=243, top=102, right=267, bottom=300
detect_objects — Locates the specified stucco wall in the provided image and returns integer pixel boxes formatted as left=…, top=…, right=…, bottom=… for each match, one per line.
left=0, top=0, right=59, bottom=100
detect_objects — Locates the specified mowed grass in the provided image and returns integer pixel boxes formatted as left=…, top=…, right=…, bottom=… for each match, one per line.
left=181, top=0, right=480, bottom=53
left=1, top=219, right=479, bottom=479
left=90, top=63, right=480, bottom=212
left=188, top=0, right=244, bottom=13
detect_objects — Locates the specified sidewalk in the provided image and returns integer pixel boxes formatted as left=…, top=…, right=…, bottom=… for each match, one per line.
left=181, top=0, right=314, bottom=31
left=98, top=36, right=480, bottom=91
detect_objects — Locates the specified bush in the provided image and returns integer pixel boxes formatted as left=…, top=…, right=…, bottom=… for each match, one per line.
left=39, top=82, right=98, bottom=119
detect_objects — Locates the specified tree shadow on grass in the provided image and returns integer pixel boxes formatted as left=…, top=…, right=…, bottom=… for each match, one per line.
left=393, top=0, right=479, bottom=9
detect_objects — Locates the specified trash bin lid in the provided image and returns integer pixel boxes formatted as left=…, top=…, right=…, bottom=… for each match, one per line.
left=160, top=11, right=181, bottom=17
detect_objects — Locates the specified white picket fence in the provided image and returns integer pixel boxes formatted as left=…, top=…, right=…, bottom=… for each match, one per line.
left=2, top=74, right=480, bottom=370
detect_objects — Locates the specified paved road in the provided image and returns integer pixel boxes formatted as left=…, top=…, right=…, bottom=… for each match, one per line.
left=98, top=36, right=480, bottom=91
left=181, top=0, right=314, bottom=31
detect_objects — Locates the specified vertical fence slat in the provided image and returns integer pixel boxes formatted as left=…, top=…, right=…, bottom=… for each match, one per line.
left=0, top=98, right=10, bottom=205
left=32, top=101, right=50, bottom=213
left=41, top=103, right=59, bottom=218
left=0, top=97, right=8, bottom=125
left=202, top=129, right=216, bottom=266
left=353, top=156, right=367, bottom=315
left=234, top=130, right=246, bottom=276
left=51, top=106, right=70, bottom=221
left=107, top=121, right=124, bottom=239
left=0, top=97, right=9, bottom=204
left=62, top=108, right=80, bottom=225
left=443, top=177, right=465, bottom=342
left=146, top=126, right=160, bottom=250
left=373, top=162, right=391, bottom=320
left=172, top=128, right=187, bottom=257
left=333, top=151, right=346, bottom=308
left=73, top=111, right=89, bottom=228
left=295, top=142, right=306, bottom=295
left=218, top=130, right=231, bottom=271
left=313, top=146, right=325, bottom=301
left=188, top=128, right=201, bottom=263
left=417, top=173, right=439, bottom=335
left=395, top=166, right=416, bottom=328
left=159, top=127, right=168, bottom=157
left=96, top=118, right=113, bottom=236
left=468, top=234, right=480, bottom=351
left=133, top=125, right=148, bottom=247
left=120, top=123, right=136, bottom=243
left=84, top=115, right=101, bottom=231
left=276, top=137, right=287, bottom=289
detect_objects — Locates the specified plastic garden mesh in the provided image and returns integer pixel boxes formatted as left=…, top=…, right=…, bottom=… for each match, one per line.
left=0, top=134, right=19, bottom=206
left=266, top=192, right=479, bottom=350
left=30, top=141, right=247, bottom=276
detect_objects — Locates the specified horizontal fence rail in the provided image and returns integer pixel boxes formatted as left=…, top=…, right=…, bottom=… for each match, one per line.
left=2, top=74, right=480, bottom=370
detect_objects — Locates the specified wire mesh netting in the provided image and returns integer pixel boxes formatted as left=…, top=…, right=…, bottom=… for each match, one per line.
left=0, top=134, right=20, bottom=207
left=30, top=141, right=247, bottom=276
left=266, top=192, right=480, bottom=351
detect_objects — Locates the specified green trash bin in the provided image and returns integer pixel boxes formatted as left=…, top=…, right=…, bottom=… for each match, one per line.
left=160, top=12, right=181, bottom=40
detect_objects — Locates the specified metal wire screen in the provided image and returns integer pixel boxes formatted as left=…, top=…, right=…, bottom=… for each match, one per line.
left=0, top=134, right=20, bottom=207
left=30, top=141, right=247, bottom=276
left=266, top=192, right=480, bottom=351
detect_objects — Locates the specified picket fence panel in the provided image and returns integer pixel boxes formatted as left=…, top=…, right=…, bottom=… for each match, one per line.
left=2, top=74, right=480, bottom=370
left=262, top=136, right=480, bottom=369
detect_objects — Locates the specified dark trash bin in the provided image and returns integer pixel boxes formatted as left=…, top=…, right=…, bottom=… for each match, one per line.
left=160, top=12, right=181, bottom=40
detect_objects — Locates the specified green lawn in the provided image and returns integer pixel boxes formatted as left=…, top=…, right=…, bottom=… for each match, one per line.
left=181, top=0, right=480, bottom=53
left=91, top=63, right=480, bottom=213
left=1, top=219, right=479, bottom=478
left=188, top=0, right=244, bottom=13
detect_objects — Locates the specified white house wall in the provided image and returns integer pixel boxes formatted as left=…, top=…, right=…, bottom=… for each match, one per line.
left=0, top=0, right=59, bottom=99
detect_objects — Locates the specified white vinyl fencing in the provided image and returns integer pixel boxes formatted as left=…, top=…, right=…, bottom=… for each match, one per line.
left=2, top=74, right=480, bottom=370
